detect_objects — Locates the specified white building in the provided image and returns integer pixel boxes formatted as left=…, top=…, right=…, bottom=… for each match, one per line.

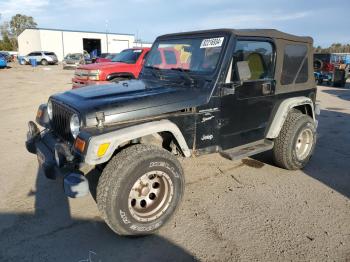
left=18, top=28, right=136, bottom=61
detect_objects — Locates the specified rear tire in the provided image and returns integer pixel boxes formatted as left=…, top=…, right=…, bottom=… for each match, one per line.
left=273, top=109, right=316, bottom=170
left=96, top=144, right=184, bottom=235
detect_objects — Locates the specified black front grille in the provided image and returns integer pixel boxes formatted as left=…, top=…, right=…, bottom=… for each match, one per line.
left=51, top=101, right=74, bottom=141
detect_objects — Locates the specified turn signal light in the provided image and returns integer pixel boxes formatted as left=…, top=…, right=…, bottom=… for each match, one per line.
left=97, top=143, right=110, bottom=157
left=74, top=137, right=86, bottom=153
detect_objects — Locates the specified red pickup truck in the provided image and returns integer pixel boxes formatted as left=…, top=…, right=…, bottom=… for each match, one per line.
left=72, top=48, right=150, bottom=88
left=72, top=47, right=184, bottom=88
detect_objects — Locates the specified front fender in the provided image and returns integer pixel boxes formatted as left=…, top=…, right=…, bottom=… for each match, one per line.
left=82, top=119, right=191, bottom=165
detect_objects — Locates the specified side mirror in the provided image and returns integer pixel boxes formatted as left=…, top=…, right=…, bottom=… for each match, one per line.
left=236, top=61, right=251, bottom=82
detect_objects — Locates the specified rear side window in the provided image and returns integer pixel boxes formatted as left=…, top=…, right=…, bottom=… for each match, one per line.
left=44, top=52, right=55, bottom=56
left=164, top=50, right=177, bottom=65
left=281, top=44, right=308, bottom=85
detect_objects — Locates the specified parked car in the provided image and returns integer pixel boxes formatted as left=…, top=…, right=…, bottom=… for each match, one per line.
left=26, top=28, right=319, bottom=236
left=0, top=53, right=7, bottom=68
left=62, top=53, right=91, bottom=69
left=94, top=53, right=118, bottom=63
left=0, top=51, right=12, bottom=62
left=72, top=48, right=150, bottom=88
left=23, top=51, right=58, bottom=65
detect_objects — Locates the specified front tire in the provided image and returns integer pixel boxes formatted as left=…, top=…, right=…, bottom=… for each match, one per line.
left=273, top=109, right=317, bottom=170
left=41, top=59, right=48, bottom=65
left=96, top=144, right=184, bottom=236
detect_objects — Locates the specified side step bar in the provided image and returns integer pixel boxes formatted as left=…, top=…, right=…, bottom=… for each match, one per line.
left=220, top=139, right=274, bottom=161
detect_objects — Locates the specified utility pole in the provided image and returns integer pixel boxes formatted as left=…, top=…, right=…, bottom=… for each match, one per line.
left=105, top=19, right=109, bottom=53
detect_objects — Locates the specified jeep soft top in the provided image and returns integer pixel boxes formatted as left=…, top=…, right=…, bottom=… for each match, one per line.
left=26, top=28, right=319, bottom=236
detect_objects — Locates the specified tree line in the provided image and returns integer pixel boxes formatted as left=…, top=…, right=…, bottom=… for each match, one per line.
left=314, top=43, right=350, bottom=54
left=0, top=14, right=37, bottom=51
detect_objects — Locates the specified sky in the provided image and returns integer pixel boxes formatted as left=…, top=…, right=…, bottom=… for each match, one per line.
left=0, top=0, right=349, bottom=47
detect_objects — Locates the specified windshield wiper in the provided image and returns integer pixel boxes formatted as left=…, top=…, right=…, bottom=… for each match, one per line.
left=170, top=67, right=195, bottom=86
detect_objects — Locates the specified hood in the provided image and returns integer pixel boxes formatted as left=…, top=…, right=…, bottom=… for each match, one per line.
left=51, top=79, right=210, bottom=126
left=77, top=62, right=131, bottom=70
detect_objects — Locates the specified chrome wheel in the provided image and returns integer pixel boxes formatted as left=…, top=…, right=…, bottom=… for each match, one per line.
left=128, top=171, right=174, bottom=222
left=295, top=128, right=313, bottom=161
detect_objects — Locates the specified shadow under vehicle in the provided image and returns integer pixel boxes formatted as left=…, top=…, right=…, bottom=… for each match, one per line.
left=26, top=28, right=319, bottom=236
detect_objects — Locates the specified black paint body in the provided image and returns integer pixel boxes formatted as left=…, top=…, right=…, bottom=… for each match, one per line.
left=50, top=29, right=316, bottom=155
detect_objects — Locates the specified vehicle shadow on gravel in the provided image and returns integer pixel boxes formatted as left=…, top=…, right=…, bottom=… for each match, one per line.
left=322, top=88, right=350, bottom=102
left=0, top=168, right=196, bottom=262
left=302, top=109, right=350, bottom=199
left=252, top=108, right=350, bottom=199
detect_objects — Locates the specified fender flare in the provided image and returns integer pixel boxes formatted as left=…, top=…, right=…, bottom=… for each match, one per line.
left=84, top=119, right=191, bottom=165
left=106, top=72, right=135, bottom=81
left=266, top=97, right=316, bottom=139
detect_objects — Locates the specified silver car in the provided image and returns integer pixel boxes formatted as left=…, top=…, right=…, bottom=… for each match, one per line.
left=62, top=53, right=90, bottom=69
left=24, top=51, right=58, bottom=65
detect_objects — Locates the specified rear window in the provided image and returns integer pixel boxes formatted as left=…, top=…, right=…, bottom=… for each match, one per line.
left=281, top=44, right=308, bottom=85
left=44, top=52, right=55, bottom=56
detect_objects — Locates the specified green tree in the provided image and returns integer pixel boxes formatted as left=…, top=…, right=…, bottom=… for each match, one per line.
left=10, top=14, right=37, bottom=37
left=0, top=20, right=15, bottom=50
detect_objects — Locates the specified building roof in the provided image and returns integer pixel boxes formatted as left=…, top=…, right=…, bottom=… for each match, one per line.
left=160, top=28, right=313, bottom=43
left=21, top=27, right=134, bottom=37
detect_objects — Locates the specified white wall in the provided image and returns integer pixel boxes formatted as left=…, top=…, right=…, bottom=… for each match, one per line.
left=133, top=42, right=153, bottom=48
left=18, top=29, right=41, bottom=56
left=107, top=35, right=134, bottom=53
left=39, top=30, right=64, bottom=61
left=18, top=29, right=135, bottom=61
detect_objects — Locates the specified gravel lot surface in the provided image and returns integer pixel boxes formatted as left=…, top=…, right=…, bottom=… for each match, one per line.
left=0, top=63, right=349, bottom=261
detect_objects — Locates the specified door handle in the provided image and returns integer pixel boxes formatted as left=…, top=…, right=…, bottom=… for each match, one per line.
left=262, top=83, right=272, bottom=95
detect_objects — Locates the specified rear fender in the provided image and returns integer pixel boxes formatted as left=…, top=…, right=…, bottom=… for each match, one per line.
left=266, top=97, right=316, bottom=139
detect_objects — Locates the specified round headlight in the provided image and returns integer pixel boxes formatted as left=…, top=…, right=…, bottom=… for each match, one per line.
left=70, top=114, right=80, bottom=139
left=47, top=100, right=53, bottom=120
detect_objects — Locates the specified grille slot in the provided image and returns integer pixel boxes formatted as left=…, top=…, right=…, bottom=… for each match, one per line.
left=51, top=101, right=74, bottom=141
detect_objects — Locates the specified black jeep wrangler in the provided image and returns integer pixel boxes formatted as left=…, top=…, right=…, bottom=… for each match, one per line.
left=26, top=29, right=319, bottom=235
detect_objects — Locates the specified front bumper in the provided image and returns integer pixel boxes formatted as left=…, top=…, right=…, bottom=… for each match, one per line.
left=25, top=124, right=89, bottom=197
left=26, top=128, right=76, bottom=179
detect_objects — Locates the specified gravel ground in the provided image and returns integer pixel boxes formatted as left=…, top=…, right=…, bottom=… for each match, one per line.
left=0, top=63, right=349, bottom=261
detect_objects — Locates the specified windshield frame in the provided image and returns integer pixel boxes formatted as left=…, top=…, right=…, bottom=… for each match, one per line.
left=143, top=32, right=230, bottom=77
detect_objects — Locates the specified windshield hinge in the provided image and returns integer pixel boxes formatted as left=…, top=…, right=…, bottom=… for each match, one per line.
left=96, top=112, right=105, bottom=129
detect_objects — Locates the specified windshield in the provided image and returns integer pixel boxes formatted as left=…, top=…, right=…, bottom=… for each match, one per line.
left=111, top=49, right=142, bottom=64
left=145, top=36, right=226, bottom=73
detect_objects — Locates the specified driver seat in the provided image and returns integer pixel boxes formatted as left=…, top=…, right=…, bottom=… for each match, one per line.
left=246, top=52, right=265, bottom=80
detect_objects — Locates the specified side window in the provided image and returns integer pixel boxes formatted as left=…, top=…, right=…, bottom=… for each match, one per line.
left=232, top=40, right=274, bottom=81
left=164, top=50, right=177, bottom=65
left=281, top=44, right=308, bottom=85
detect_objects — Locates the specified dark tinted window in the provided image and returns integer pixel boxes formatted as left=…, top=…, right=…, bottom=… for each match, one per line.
left=281, top=44, right=308, bottom=85
left=232, top=40, right=274, bottom=81
left=111, top=49, right=142, bottom=64
left=164, top=50, right=177, bottom=64
left=44, top=52, right=55, bottom=56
